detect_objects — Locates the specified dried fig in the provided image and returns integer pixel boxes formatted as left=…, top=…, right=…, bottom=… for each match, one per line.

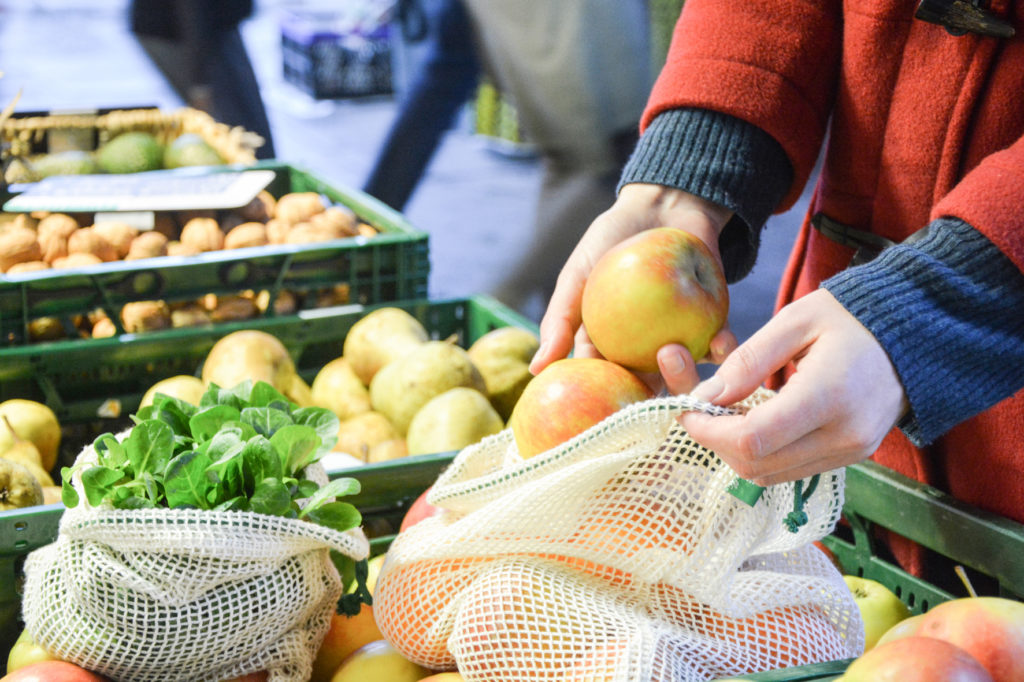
left=93, top=222, right=140, bottom=258
left=224, top=222, right=269, bottom=249
left=180, top=217, right=224, bottom=252
left=274, top=192, right=325, bottom=225
left=125, top=231, right=169, bottom=260
left=121, top=300, right=171, bottom=333
left=53, top=253, right=103, bottom=269
left=67, top=227, right=118, bottom=262
left=0, top=227, right=43, bottom=272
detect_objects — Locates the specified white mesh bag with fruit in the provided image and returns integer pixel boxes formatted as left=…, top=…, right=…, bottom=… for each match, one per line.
left=20, top=381, right=371, bottom=682
left=373, top=377, right=864, bottom=681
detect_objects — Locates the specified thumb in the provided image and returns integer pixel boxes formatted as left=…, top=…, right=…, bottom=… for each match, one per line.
left=689, top=310, right=811, bottom=406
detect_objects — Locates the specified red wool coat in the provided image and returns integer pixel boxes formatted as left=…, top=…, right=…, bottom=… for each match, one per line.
left=644, top=0, right=1024, bottom=572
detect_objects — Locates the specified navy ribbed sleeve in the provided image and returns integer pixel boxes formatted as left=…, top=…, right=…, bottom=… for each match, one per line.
left=824, top=217, right=1024, bottom=446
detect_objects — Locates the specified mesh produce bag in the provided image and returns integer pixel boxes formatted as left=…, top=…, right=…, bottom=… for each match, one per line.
left=21, top=442, right=369, bottom=682
left=373, top=390, right=864, bottom=681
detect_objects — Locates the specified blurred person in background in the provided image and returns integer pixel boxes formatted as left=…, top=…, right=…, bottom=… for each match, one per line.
left=129, top=0, right=276, bottom=159
left=363, top=0, right=653, bottom=321
left=530, top=0, right=1024, bottom=578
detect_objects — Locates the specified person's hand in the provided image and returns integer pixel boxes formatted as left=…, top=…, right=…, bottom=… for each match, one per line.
left=529, top=183, right=736, bottom=393
left=678, top=289, right=910, bottom=485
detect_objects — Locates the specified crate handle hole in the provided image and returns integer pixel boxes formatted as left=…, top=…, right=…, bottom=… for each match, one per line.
left=13, top=521, right=27, bottom=532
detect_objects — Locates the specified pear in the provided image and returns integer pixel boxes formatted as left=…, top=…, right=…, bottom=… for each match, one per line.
left=467, top=327, right=541, bottom=421
left=0, top=458, right=43, bottom=510
left=334, top=411, right=401, bottom=462
left=369, top=339, right=486, bottom=436
left=285, top=373, right=314, bottom=407
left=311, top=357, right=371, bottom=420
left=0, top=399, right=61, bottom=472
left=342, top=307, right=429, bottom=386
left=406, top=387, right=504, bottom=456
left=201, top=329, right=298, bottom=395
left=367, top=438, right=409, bottom=463
left=0, top=416, right=44, bottom=468
left=140, top=375, right=206, bottom=408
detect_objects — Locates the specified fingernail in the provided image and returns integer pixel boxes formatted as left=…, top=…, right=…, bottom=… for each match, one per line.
left=529, top=341, right=549, bottom=372
left=661, top=348, right=686, bottom=376
left=691, top=376, right=724, bottom=403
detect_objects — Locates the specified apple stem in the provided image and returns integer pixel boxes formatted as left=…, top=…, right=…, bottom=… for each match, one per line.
left=954, top=565, right=978, bottom=598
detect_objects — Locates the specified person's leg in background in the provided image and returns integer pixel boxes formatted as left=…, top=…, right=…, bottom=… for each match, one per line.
left=362, top=0, right=482, bottom=211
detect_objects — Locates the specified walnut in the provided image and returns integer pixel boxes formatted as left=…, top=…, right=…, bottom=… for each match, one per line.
left=309, top=206, right=358, bottom=237
left=67, top=227, right=118, bottom=262
left=224, top=222, right=269, bottom=249
left=93, top=222, right=140, bottom=258
left=265, top=219, right=291, bottom=245
left=5, top=260, right=50, bottom=274
left=274, top=192, right=325, bottom=225
left=210, top=295, right=258, bottom=322
left=0, top=227, right=43, bottom=272
left=53, top=253, right=103, bottom=269
left=180, top=217, right=224, bottom=252
left=238, top=190, right=276, bottom=222
left=92, top=316, right=117, bottom=338
left=120, top=300, right=171, bottom=333
left=284, top=222, right=339, bottom=244
left=125, top=231, right=169, bottom=260
left=167, top=241, right=201, bottom=257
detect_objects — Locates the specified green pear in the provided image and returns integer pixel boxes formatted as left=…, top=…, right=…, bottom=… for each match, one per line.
left=0, top=399, right=61, bottom=472
left=311, top=357, right=371, bottom=420
left=342, top=307, right=429, bottom=386
left=334, top=411, right=401, bottom=461
left=406, top=387, right=504, bottom=456
left=0, top=458, right=43, bottom=510
left=369, top=339, right=486, bottom=436
left=467, top=326, right=540, bottom=421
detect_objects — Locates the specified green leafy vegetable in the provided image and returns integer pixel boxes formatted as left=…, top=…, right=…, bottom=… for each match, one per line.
left=62, top=380, right=362, bottom=536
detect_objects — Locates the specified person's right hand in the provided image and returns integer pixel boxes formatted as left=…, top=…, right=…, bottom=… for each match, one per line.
left=529, top=182, right=736, bottom=393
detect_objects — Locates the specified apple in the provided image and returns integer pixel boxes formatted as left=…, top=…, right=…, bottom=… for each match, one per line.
left=837, top=636, right=993, bottom=681
left=328, top=640, right=431, bottom=682
left=508, top=357, right=654, bottom=458
left=6, top=629, right=58, bottom=673
left=875, top=596, right=1024, bottom=682
left=843, top=575, right=911, bottom=650
left=417, top=674, right=464, bottom=682
left=310, top=603, right=385, bottom=682
left=581, top=227, right=729, bottom=373
left=0, top=660, right=110, bottom=681
left=399, top=486, right=442, bottom=533
left=876, top=613, right=925, bottom=647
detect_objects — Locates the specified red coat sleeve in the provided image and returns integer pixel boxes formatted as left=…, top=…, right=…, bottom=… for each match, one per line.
left=644, top=0, right=842, bottom=209
left=933, top=133, right=1024, bottom=273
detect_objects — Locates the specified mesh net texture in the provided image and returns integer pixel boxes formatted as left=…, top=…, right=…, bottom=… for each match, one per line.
left=21, top=438, right=369, bottom=682
left=373, top=390, right=865, bottom=681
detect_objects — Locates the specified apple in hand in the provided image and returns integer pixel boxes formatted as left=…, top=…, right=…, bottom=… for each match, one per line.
left=838, top=636, right=993, bottom=681
left=581, top=226, right=729, bottom=373
left=508, top=357, right=654, bottom=458
left=843, top=575, right=911, bottom=651
left=874, top=596, right=1024, bottom=682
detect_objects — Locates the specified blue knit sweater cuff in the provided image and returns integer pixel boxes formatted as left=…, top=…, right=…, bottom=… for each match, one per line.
left=619, top=108, right=793, bottom=282
left=824, top=218, right=1024, bottom=446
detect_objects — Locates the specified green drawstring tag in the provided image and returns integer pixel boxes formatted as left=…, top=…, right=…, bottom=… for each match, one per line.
left=783, top=474, right=821, bottom=533
left=727, top=477, right=765, bottom=506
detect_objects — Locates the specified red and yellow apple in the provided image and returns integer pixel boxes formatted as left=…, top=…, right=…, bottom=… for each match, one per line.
left=399, top=486, right=442, bottom=533
left=508, top=357, right=654, bottom=458
left=837, top=636, right=993, bottom=681
left=843, top=575, right=911, bottom=651
left=581, top=227, right=729, bottom=373
left=417, top=674, right=464, bottom=682
left=310, top=603, right=385, bottom=682
left=872, top=596, right=1024, bottom=682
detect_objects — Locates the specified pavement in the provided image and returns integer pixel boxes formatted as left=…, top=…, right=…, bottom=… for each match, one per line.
left=0, top=0, right=811, bottom=346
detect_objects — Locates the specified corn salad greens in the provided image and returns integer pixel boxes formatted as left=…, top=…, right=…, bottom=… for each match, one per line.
left=60, top=380, right=362, bottom=535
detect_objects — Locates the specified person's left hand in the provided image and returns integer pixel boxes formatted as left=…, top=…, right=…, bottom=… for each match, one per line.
left=677, top=289, right=910, bottom=486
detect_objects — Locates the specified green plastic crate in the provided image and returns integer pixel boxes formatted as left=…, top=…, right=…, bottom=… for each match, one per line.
left=0, top=161, right=429, bottom=345
left=714, top=460, right=1024, bottom=681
